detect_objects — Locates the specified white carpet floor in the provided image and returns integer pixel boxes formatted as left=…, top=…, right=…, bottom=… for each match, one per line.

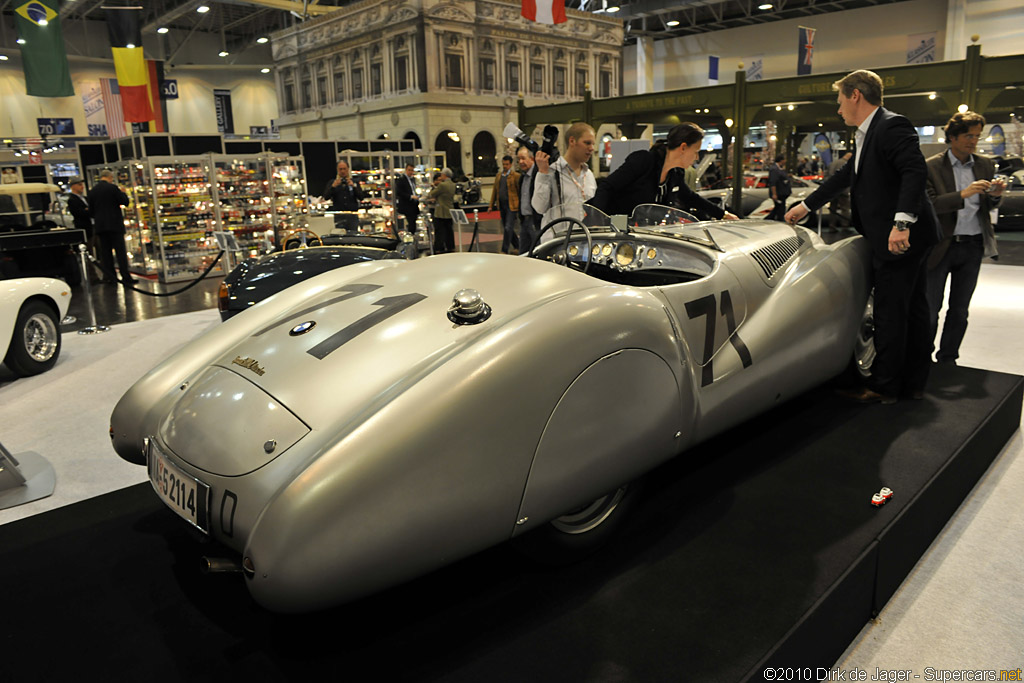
left=1, top=264, right=1021, bottom=672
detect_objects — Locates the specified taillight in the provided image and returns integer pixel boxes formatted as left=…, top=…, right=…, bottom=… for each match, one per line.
left=218, top=282, right=230, bottom=312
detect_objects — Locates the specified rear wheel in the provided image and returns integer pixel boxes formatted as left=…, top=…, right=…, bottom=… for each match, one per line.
left=512, top=482, right=638, bottom=565
left=853, top=293, right=876, bottom=379
left=4, top=301, right=62, bottom=376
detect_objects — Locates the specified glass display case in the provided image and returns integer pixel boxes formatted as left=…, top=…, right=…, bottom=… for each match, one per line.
left=88, top=152, right=308, bottom=283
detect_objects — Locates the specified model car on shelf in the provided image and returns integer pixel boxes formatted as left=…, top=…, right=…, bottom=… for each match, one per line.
left=1, top=277, right=71, bottom=377
left=217, top=221, right=418, bottom=321
left=110, top=203, right=873, bottom=612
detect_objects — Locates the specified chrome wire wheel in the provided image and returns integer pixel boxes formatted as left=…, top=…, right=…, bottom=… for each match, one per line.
left=550, top=487, right=628, bottom=535
left=854, top=295, right=876, bottom=378
left=23, top=311, right=59, bottom=363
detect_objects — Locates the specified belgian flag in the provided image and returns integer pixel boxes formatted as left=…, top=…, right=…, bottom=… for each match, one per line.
left=105, top=6, right=152, bottom=123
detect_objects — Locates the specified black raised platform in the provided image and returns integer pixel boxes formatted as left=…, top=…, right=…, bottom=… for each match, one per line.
left=1, top=364, right=1020, bottom=682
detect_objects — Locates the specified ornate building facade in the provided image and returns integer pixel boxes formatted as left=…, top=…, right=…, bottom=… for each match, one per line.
left=270, top=0, right=623, bottom=177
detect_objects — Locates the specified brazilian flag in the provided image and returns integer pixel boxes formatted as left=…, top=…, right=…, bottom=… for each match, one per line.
left=15, top=0, right=74, bottom=97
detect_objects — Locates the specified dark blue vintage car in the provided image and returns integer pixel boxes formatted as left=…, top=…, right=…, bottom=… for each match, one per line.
left=218, top=231, right=417, bottom=321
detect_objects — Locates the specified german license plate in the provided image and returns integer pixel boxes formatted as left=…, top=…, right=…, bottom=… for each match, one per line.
left=147, top=439, right=210, bottom=534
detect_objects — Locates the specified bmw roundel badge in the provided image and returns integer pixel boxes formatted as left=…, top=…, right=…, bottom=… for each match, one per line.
left=289, top=321, right=316, bottom=336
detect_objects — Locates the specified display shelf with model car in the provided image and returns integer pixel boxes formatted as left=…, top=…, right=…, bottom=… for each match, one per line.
left=88, top=153, right=308, bottom=282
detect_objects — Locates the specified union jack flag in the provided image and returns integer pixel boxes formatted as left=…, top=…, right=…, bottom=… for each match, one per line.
left=798, top=26, right=816, bottom=76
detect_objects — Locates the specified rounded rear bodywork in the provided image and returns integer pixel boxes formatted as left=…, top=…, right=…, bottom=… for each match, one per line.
left=112, top=218, right=870, bottom=612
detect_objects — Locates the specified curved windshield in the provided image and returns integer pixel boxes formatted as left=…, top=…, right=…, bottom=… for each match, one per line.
left=629, top=204, right=698, bottom=228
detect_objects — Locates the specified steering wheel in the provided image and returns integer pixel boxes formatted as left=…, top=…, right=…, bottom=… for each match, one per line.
left=281, top=228, right=321, bottom=251
left=529, top=216, right=593, bottom=274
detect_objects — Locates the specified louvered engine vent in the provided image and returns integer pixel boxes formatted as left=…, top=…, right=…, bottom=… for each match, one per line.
left=751, top=236, right=801, bottom=279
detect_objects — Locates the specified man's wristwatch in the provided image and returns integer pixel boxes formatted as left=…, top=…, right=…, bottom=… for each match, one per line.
left=893, top=220, right=911, bottom=232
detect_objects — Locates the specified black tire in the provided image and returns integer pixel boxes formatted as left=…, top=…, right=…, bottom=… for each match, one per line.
left=3, top=301, right=62, bottom=376
left=511, top=481, right=640, bottom=565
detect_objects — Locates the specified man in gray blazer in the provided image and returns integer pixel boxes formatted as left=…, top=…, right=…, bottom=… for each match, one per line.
left=924, top=111, right=1004, bottom=364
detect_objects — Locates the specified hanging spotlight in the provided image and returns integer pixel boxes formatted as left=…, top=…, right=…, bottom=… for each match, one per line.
left=219, top=50, right=229, bottom=57
left=0, top=55, right=8, bottom=61
left=256, top=37, right=269, bottom=44
left=666, top=20, right=679, bottom=27
left=17, top=38, right=26, bottom=44
left=157, top=27, right=169, bottom=34
left=260, top=67, right=270, bottom=73
left=197, top=5, right=210, bottom=13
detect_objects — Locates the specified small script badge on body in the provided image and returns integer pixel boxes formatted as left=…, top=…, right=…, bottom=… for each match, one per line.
left=232, top=356, right=266, bottom=376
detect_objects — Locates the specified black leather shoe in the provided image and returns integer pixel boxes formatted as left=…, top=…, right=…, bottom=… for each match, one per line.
left=836, top=387, right=897, bottom=405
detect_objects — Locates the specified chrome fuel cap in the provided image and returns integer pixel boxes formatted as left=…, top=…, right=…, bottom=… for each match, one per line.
left=447, top=288, right=492, bottom=325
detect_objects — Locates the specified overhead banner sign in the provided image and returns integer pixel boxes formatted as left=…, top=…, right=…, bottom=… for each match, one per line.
left=161, top=79, right=179, bottom=99
left=990, top=125, right=1006, bottom=156
left=746, top=56, right=763, bottom=82
left=907, top=32, right=936, bottom=64
left=37, top=118, right=75, bottom=136
left=798, top=26, right=816, bottom=76
left=214, top=89, right=234, bottom=134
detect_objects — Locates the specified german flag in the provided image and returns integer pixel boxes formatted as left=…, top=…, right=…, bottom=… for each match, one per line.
left=105, top=6, right=152, bottom=123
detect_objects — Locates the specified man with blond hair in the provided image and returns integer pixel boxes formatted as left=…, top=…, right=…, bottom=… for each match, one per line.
left=531, top=122, right=597, bottom=226
left=786, top=69, right=939, bottom=404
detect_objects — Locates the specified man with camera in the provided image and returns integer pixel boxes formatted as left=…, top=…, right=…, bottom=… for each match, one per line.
left=323, top=160, right=364, bottom=233
left=924, top=110, right=1004, bottom=365
left=530, top=122, right=597, bottom=225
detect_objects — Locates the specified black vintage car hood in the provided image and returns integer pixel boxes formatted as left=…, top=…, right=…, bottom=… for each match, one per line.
left=223, top=245, right=397, bottom=315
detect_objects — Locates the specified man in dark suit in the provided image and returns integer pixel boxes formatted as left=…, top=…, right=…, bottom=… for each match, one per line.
left=785, top=69, right=939, bottom=403
left=66, top=176, right=101, bottom=282
left=516, top=147, right=539, bottom=255
left=395, top=163, right=419, bottom=234
left=89, top=169, right=135, bottom=285
left=924, top=111, right=1004, bottom=364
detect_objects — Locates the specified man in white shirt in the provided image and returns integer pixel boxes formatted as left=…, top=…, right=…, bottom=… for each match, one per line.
left=531, top=122, right=597, bottom=230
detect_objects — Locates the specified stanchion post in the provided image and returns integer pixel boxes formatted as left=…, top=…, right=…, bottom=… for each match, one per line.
left=76, top=244, right=111, bottom=335
left=473, top=209, right=480, bottom=252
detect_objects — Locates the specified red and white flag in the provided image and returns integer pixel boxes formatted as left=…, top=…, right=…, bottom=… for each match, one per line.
left=522, top=0, right=566, bottom=24
left=100, top=78, right=127, bottom=138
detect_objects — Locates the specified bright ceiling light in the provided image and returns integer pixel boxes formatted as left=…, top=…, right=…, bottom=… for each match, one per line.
left=787, top=104, right=795, bottom=110
left=0, top=55, right=8, bottom=61
left=17, top=38, right=26, bottom=44
left=126, top=42, right=135, bottom=48
left=957, top=103, right=968, bottom=113
left=38, top=19, right=48, bottom=26
left=666, top=20, right=679, bottom=27
left=157, top=27, right=169, bottom=34
left=758, top=3, right=773, bottom=9
left=256, top=37, right=268, bottom=44
left=218, top=50, right=229, bottom=57
left=260, top=67, right=270, bottom=73
left=928, top=92, right=937, bottom=100
left=197, top=5, right=210, bottom=13
left=606, top=5, right=620, bottom=11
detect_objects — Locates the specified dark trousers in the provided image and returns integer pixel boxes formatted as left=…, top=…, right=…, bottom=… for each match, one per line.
left=96, top=231, right=132, bottom=283
left=519, top=214, right=538, bottom=255
left=926, top=237, right=984, bottom=363
left=399, top=208, right=419, bottom=234
left=433, top=216, right=454, bottom=254
left=870, top=249, right=933, bottom=396
left=499, top=201, right=519, bottom=253
left=767, top=198, right=787, bottom=221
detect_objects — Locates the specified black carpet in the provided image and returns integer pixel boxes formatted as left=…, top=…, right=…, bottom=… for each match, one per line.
left=1, top=364, right=1020, bottom=683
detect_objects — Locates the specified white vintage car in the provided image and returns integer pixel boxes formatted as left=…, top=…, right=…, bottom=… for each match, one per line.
left=1, top=277, right=71, bottom=376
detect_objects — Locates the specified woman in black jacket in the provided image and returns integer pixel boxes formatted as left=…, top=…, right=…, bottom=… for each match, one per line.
left=588, top=122, right=738, bottom=221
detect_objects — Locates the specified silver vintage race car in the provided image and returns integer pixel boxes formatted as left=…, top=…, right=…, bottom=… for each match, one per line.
left=110, top=204, right=872, bottom=612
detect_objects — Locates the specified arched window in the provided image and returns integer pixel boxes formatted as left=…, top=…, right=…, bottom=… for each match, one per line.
left=472, top=131, right=497, bottom=178
left=434, top=130, right=463, bottom=179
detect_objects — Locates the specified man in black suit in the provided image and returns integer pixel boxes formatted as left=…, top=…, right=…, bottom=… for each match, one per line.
left=924, top=111, right=1004, bottom=364
left=89, top=169, right=135, bottom=285
left=516, top=147, right=539, bottom=254
left=394, top=163, right=419, bottom=234
left=786, top=70, right=939, bottom=403
left=66, top=176, right=100, bottom=282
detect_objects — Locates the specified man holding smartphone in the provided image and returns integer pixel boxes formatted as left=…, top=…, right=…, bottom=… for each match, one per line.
left=924, top=111, right=1004, bottom=364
